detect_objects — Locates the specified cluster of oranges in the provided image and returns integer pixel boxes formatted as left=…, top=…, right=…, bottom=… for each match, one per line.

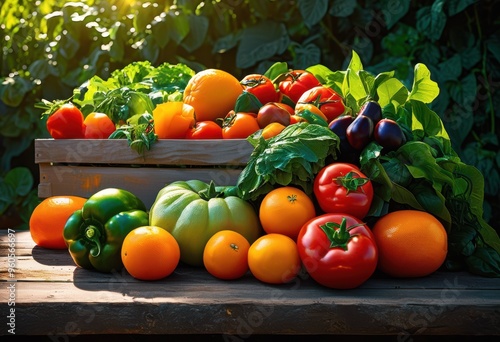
left=30, top=185, right=448, bottom=286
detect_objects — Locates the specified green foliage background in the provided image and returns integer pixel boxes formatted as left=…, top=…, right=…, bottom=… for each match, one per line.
left=1, top=0, right=499, bottom=231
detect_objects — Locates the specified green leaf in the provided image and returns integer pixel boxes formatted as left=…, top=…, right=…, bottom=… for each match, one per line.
left=0, top=76, right=34, bottom=107
left=416, top=3, right=447, bottom=42
left=293, top=43, right=321, bottom=70
left=398, top=142, right=455, bottom=194
left=377, top=78, right=408, bottom=107
left=181, top=15, right=209, bottom=53
left=409, top=100, right=450, bottom=140
left=265, top=62, right=289, bottom=81
left=236, top=122, right=339, bottom=201
left=446, top=0, right=476, bottom=16
left=486, top=36, right=500, bottom=63
left=380, top=0, right=410, bottom=29
left=212, top=32, right=241, bottom=54
left=4, top=167, right=33, bottom=197
left=151, top=15, right=170, bottom=48
left=234, top=91, right=262, bottom=114
left=236, top=21, right=290, bottom=69
left=168, top=11, right=190, bottom=45
left=408, top=63, right=440, bottom=104
left=330, top=0, right=357, bottom=17
left=298, top=0, right=328, bottom=28
left=437, top=54, right=462, bottom=82
left=447, top=72, right=477, bottom=107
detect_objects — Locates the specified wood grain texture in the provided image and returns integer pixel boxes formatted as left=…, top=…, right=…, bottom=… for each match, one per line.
left=37, top=164, right=242, bottom=207
left=1, top=231, right=499, bottom=337
left=34, top=139, right=253, bottom=165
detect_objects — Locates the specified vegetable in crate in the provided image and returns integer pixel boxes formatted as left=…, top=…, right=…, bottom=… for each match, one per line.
left=149, top=180, right=262, bottom=267
left=37, top=101, right=86, bottom=139
left=63, top=188, right=149, bottom=273
left=235, top=122, right=340, bottom=201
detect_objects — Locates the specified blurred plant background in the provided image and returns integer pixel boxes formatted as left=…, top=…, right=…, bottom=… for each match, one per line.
left=1, top=0, right=499, bottom=230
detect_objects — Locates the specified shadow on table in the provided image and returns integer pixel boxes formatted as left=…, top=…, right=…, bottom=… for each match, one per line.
left=31, top=245, right=75, bottom=266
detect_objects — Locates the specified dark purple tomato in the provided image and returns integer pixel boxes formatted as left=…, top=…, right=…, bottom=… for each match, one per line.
left=358, top=101, right=382, bottom=124
left=346, top=115, right=374, bottom=151
left=374, top=118, right=405, bottom=151
left=256, top=102, right=291, bottom=128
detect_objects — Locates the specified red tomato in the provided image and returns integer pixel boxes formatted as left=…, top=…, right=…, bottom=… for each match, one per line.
left=185, top=121, right=223, bottom=139
left=297, top=213, right=378, bottom=289
left=84, top=112, right=116, bottom=139
left=240, top=74, right=280, bottom=105
left=256, top=102, right=291, bottom=128
left=222, top=111, right=260, bottom=139
left=313, top=162, right=374, bottom=220
left=297, top=85, right=345, bottom=122
left=46, top=103, right=86, bottom=139
left=278, top=70, right=321, bottom=104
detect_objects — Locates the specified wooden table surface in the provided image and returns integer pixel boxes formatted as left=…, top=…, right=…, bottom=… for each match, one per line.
left=1, top=229, right=499, bottom=339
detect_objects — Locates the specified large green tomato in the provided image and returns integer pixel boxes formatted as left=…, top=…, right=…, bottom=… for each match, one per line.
left=149, top=180, right=263, bottom=266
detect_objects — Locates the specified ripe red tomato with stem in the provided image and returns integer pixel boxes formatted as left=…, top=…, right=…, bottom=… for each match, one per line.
left=277, top=70, right=321, bottom=104
left=240, top=74, right=280, bottom=105
left=186, top=121, right=223, bottom=139
left=297, top=86, right=345, bottom=122
left=297, top=213, right=378, bottom=289
left=313, top=162, right=374, bottom=220
left=222, top=111, right=260, bottom=139
left=84, top=112, right=116, bottom=139
left=44, top=102, right=86, bottom=139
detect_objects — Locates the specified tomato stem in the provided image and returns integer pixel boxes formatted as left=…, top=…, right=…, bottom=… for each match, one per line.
left=320, top=218, right=352, bottom=251
left=333, top=171, right=370, bottom=194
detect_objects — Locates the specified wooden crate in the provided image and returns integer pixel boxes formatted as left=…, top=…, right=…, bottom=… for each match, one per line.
left=35, top=139, right=254, bottom=207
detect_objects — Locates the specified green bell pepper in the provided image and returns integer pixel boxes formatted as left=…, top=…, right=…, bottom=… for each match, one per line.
left=63, top=188, right=149, bottom=273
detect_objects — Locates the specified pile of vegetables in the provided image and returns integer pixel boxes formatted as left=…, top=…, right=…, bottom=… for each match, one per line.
left=35, top=50, right=500, bottom=279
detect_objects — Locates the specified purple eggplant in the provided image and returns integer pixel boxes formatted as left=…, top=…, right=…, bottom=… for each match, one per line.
left=328, top=115, right=354, bottom=139
left=346, top=115, right=374, bottom=151
left=358, top=101, right=382, bottom=124
left=329, top=115, right=360, bottom=164
left=374, top=118, right=406, bottom=151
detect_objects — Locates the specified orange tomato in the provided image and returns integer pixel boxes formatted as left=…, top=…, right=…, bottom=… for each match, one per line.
left=259, top=186, right=316, bottom=240
left=294, top=103, right=329, bottom=122
left=29, top=196, right=87, bottom=249
left=222, top=111, right=260, bottom=139
left=372, top=210, right=448, bottom=278
left=83, top=112, right=116, bottom=139
left=121, top=226, right=180, bottom=281
left=183, top=69, right=243, bottom=122
left=248, top=233, right=301, bottom=284
left=261, top=122, right=286, bottom=139
left=153, top=102, right=195, bottom=139
left=203, top=230, right=251, bottom=280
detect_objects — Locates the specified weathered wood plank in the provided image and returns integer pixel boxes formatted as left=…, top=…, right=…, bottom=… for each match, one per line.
left=34, top=139, right=253, bottom=165
left=2, top=231, right=499, bottom=337
left=37, top=164, right=242, bottom=207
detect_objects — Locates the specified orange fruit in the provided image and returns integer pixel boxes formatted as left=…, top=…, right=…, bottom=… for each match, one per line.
left=121, top=226, right=180, bottom=281
left=248, top=233, right=301, bottom=284
left=203, top=230, right=250, bottom=280
left=259, top=186, right=316, bottom=240
left=183, top=69, right=243, bottom=122
left=372, top=210, right=448, bottom=278
left=29, top=196, right=87, bottom=249
left=153, top=101, right=195, bottom=139
left=261, top=122, right=286, bottom=139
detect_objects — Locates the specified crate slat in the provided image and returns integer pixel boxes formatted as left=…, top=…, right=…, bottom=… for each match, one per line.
left=35, top=139, right=253, bottom=165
